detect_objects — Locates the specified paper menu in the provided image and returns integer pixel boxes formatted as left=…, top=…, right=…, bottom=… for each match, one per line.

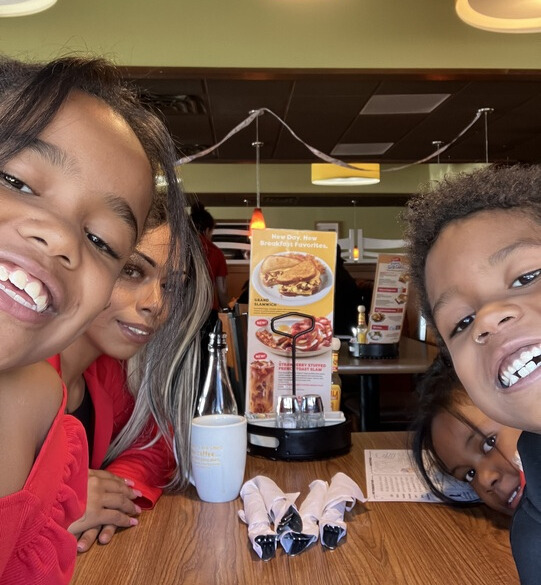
left=365, top=449, right=480, bottom=503
left=367, top=254, right=409, bottom=344
left=246, top=228, right=337, bottom=416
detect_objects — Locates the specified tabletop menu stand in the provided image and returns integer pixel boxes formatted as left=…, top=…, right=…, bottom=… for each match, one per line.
left=247, top=312, right=351, bottom=461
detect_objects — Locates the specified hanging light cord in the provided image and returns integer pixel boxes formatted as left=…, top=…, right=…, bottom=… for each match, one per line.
left=176, top=106, right=494, bottom=173
left=478, top=107, right=494, bottom=163
left=253, top=115, right=262, bottom=208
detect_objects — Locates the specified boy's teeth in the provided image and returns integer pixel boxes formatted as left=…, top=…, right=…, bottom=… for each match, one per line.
left=500, top=345, right=541, bottom=387
left=9, top=269, right=28, bottom=290
left=0, top=266, right=8, bottom=281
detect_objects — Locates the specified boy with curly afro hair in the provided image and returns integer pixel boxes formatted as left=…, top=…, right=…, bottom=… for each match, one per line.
left=404, top=164, right=541, bottom=584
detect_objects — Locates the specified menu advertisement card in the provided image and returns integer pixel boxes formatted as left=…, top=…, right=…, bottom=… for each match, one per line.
left=365, top=449, right=480, bottom=503
left=367, top=254, right=409, bottom=344
left=246, top=228, right=337, bottom=416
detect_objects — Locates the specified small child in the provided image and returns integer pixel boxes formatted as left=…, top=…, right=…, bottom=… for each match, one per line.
left=404, top=164, right=541, bottom=584
left=411, top=354, right=523, bottom=516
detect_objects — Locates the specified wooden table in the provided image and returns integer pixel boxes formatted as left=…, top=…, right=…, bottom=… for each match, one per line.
left=72, top=432, right=518, bottom=585
left=338, top=337, right=438, bottom=431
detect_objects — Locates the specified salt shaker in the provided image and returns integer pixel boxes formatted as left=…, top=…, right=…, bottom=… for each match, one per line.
left=300, top=394, right=325, bottom=428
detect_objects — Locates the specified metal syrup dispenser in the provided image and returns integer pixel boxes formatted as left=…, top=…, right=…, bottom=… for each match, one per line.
left=196, top=319, right=238, bottom=416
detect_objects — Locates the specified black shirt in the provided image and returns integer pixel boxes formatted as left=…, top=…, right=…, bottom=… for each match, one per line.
left=510, top=431, right=541, bottom=584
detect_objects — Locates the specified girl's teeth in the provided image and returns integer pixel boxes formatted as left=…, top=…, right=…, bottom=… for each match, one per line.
left=24, top=281, right=41, bottom=299
left=534, top=347, right=541, bottom=357
left=0, top=266, right=8, bottom=281
left=10, top=269, right=28, bottom=290
left=508, top=488, right=519, bottom=505
left=0, top=284, right=34, bottom=311
left=35, top=295, right=48, bottom=312
left=521, top=350, right=533, bottom=363
left=127, top=326, right=148, bottom=335
left=512, top=359, right=523, bottom=371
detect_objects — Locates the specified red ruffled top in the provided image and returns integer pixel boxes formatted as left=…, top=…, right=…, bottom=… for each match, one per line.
left=0, top=356, right=88, bottom=585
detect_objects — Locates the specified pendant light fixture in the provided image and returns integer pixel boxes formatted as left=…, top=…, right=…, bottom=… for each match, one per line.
left=455, top=0, right=541, bottom=33
left=0, top=0, right=57, bottom=17
left=249, top=113, right=266, bottom=235
left=352, top=200, right=360, bottom=261
left=311, top=162, right=380, bottom=186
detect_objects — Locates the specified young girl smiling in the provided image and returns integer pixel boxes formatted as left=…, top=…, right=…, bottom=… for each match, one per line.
left=0, top=56, right=210, bottom=585
left=411, top=355, right=523, bottom=516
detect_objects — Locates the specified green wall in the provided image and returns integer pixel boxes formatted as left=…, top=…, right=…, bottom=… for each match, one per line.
left=1, top=0, right=540, bottom=70
left=207, top=205, right=404, bottom=241
left=1, top=1, right=536, bottom=238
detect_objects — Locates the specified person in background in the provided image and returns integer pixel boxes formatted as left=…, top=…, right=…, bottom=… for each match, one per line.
left=333, top=244, right=371, bottom=336
left=190, top=202, right=229, bottom=323
left=411, top=354, right=523, bottom=516
left=404, top=164, right=541, bottom=584
left=0, top=54, right=179, bottom=584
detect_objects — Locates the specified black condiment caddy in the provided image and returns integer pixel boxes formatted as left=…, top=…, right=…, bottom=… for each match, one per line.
left=247, top=311, right=351, bottom=461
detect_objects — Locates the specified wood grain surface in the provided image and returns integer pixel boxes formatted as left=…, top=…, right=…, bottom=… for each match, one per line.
left=71, top=432, right=517, bottom=585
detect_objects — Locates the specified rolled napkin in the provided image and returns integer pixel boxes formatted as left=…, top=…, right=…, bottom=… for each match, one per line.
left=299, top=479, right=328, bottom=542
left=280, top=478, right=328, bottom=556
left=238, top=480, right=277, bottom=561
left=250, top=475, right=302, bottom=534
left=319, top=472, right=366, bottom=549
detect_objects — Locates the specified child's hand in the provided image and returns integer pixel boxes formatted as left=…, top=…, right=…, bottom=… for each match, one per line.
left=69, top=469, right=141, bottom=549
left=75, top=523, right=119, bottom=553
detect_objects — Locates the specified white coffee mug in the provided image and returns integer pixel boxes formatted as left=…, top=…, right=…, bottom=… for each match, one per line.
left=190, top=414, right=247, bottom=503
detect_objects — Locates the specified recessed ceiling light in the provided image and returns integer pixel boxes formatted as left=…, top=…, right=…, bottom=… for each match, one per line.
left=0, top=0, right=56, bottom=17
left=360, top=94, right=450, bottom=115
left=331, top=143, right=393, bottom=156
left=456, top=0, right=541, bottom=33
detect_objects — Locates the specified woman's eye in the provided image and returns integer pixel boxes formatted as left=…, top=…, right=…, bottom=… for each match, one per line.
left=464, top=469, right=475, bottom=483
left=511, top=268, right=541, bottom=288
left=86, top=232, right=120, bottom=260
left=482, top=435, right=496, bottom=454
left=450, top=314, right=475, bottom=337
left=0, top=172, right=33, bottom=194
left=122, top=263, right=144, bottom=279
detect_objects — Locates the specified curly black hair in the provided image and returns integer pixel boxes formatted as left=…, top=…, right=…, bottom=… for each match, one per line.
left=402, top=164, right=541, bottom=332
